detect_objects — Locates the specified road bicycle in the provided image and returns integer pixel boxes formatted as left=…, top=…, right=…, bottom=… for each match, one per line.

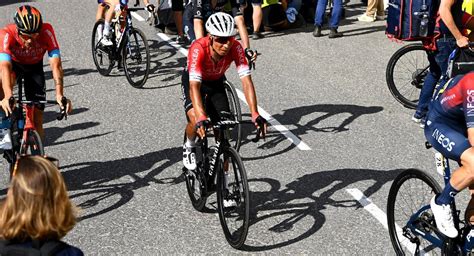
left=91, top=5, right=150, bottom=88
left=2, top=75, right=67, bottom=175
left=387, top=142, right=474, bottom=255
left=386, top=43, right=429, bottom=109
left=183, top=115, right=261, bottom=249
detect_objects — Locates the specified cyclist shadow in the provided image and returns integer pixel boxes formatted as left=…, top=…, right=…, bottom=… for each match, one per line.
left=143, top=39, right=186, bottom=88
left=60, top=146, right=182, bottom=221
left=241, top=168, right=403, bottom=251
left=239, top=104, right=383, bottom=160
left=42, top=107, right=111, bottom=147
left=0, top=0, right=34, bottom=7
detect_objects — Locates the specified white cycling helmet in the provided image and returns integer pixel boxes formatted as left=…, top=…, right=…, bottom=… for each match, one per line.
left=205, top=12, right=237, bottom=37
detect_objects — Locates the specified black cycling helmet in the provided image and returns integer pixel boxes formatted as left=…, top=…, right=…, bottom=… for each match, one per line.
left=14, top=5, right=43, bottom=34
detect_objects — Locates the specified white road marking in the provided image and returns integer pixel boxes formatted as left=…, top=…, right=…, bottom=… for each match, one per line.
left=132, top=12, right=311, bottom=150
left=346, top=188, right=418, bottom=254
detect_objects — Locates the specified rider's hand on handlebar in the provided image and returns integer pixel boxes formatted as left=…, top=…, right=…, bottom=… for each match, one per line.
left=195, top=116, right=209, bottom=139
left=245, top=48, right=257, bottom=68
left=1, top=97, right=14, bottom=117
left=56, top=95, right=72, bottom=114
left=252, top=113, right=267, bottom=139
left=457, top=36, right=469, bottom=48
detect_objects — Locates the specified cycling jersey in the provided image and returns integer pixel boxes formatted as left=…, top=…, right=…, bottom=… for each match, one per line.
left=0, top=23, right=60, bottom=65
left=187, top=36, right=250, bottom=82
left=424, top=73, right=474, bottom=161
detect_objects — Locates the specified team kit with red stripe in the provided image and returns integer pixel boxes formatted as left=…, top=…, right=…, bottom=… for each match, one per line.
left=181, top=36, right=250, bottom=122
left=0, top=23, right=61, bottom=103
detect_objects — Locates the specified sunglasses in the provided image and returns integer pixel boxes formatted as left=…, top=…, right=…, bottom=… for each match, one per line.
left=214, top=36, right=233, bottom=44
left=18, top=31, right=39, bottom=40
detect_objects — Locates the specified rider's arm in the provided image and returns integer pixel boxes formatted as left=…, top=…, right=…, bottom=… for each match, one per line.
left=234, top=16, right=250, bottom=50
left=468, top=128, right=474, bottom=146
left=49, top=57, right=64, bottom=100
left=0, top=61, right=13, bottom=101
left=439, top=0, right=467, bottom=45
left=240, top=75, right=258, bottom=116
left=194, top=18, right=205, bottom=39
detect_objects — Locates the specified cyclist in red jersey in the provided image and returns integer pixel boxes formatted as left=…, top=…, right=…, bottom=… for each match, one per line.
left=181, top=12, right=267, bottom=170
left=0, top=5, right=72, bottom=140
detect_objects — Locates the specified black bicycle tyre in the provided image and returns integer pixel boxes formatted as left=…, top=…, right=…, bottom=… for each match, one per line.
left=224, top=81, right=242, bottom=151
left=19, top=130, right=44, bottom=156
left=216, top=146, right=249, bottom=249
left=123, top=27, right=150, bottom=88
left=386, top=43, right=429, bottom=109
left=92, top=19, right=114, bottom=76
left=387, top=168, right=443, bottom=255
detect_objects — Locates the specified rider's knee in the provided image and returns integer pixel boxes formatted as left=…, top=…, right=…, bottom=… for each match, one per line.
left=461, top=148, right=474, bottom=178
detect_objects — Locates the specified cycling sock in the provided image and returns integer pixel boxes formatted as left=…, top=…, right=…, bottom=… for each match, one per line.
left=436, top=182, right=459, bottom=205
left=98, top=24, right=104, bottom=39
left=185, top=137, right=196, bottom=148
left=103, top=22, right=111, bottom=37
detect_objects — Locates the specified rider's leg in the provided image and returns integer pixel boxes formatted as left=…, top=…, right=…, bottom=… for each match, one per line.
left=103, top=0, right=118, bottom=39
left=96, top=4, right=107, bottom=39
left=185, top=108, right=197, bottom=143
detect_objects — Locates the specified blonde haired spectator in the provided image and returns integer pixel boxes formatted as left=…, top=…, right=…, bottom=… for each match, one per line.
left=0, top=156, right=83, bottom=255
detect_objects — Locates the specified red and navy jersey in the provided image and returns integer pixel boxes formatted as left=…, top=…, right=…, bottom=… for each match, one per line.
left=0, top=23, right=60, bottom=65
left=431, top=72, right=474, bottom=128
left=187, top=36, right=250, bottom=82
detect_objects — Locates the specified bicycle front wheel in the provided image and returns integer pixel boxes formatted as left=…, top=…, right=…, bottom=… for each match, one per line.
left=387, top=168, right=443, bottom=255
left=19, top=130, right=44, bottom=156
left=122, top=27, right=150, bottom=88
left=92, top=19, right=114, bottom=76
left=216, top=147, right=249, bottom=249
left=386, top=43, right=429, bottom=109
left=224, top=81, right=242, bottom=151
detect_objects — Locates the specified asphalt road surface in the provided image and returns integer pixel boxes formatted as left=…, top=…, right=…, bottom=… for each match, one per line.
left=0, top=0, right=460, bottom=254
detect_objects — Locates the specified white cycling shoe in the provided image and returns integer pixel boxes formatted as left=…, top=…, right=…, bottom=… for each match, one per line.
left=183, top=144, right=196, bottom=170
left=430, top=196, right=458, bottom=238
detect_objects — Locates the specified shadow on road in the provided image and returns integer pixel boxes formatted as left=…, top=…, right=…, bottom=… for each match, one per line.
left=0, top=0, right=35, bottom=7
left=61, top=146, right=182, bottom=220
left=240, top=104, right=383, bottom=160
left=241, top=168, right=402, bottom=251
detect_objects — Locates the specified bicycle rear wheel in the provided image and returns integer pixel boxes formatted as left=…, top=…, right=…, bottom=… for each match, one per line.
left=122, top=27, right=150, bottom=88
left=19, top=130, right=44, bottom=156
left=386, top=43, right=429, bottom=109
left=216, top=147, right=249, bottom=249
left=224, top=81, right=242, bottom=151
left=387, top=168, right=443, bottom=255
left=92, top=19, right=114, bottom=76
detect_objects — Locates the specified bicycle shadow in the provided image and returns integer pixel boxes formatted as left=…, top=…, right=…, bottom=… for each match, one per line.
left=239, top=104, right=383, bottom=160
left=60, top=146, right=182, bottom=220
left=143, top=40, right=186, bottom=88
left=241, top=168, right=403, bottom=251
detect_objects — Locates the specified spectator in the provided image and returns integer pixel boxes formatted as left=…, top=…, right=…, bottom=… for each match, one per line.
left=357, top=0, right=385, bottom=22
left=171, top=0, right=187, bottom=43
left=313, top=0, right=343, bottom=38
left=0, top=156, right=83, bottom=255
left=261, top=0, right=304, bottom=31
left=251, top=1, right=265, bottom=39
left=412, top=0, right=474, bottom=127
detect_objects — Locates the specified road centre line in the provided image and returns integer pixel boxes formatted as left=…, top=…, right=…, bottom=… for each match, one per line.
left=346, top=188, right=416, bottom=254
left=130, top=12, right=311, bottom=150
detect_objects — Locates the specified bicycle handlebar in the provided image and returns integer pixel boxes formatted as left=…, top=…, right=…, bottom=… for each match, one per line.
left=127, top=7, right=145, bottom=12
left=9, top=96, right=68, bottom=121
left=199, top=120, right=262, bottom=143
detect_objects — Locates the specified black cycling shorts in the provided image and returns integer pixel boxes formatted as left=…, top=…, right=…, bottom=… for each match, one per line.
left=172, top=0, right=184, bottom=11
left=192, top=0, right=243, bottom=20
left=11, top=61, right=46, bottom=110
left=181, top=70, right=230, bottom=123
